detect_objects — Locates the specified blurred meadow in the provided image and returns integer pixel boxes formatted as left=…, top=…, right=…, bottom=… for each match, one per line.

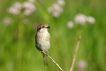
left=0, top=0, right=106, bottom=71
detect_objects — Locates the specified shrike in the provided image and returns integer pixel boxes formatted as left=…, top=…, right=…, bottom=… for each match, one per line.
left=35, top=24, right=50, bottom=66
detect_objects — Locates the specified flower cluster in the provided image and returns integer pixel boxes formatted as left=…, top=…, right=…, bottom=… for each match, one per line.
left=76, top=60, right=88, bottom=71
left=7, top=0, right=36, bottom=16
left=86, top=16, right=95, bottom=24
left=2, top=17, right=13, bottom=26
left=27, top=0, right=35, bottom=3
left=67, top=21, right=74, bottom=29
left=74, top=14, right=87, bottom=25
left=67, top=14, right=95, bottom=29
left=22, top=2, right=36, bottom=15
left=57, top=0, right=65, bottom=6
left=8, top=2, right=22, bottom=15
left=74, top=14, right=95, bottom=25
left=48, top=0, right=65, bottom=17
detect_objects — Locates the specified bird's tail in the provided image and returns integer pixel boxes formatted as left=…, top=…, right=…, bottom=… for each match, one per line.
left=42, top=53, right=48, bottom=66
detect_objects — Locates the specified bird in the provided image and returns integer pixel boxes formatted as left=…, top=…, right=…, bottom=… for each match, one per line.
left=35, top=24, right=50, bottom=66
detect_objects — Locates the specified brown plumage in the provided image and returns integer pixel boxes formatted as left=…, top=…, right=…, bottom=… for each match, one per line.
left=35, top=24, right=50, bottom=66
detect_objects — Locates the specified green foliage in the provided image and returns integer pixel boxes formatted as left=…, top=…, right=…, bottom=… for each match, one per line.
left=0, top=0, right=106, bottom=71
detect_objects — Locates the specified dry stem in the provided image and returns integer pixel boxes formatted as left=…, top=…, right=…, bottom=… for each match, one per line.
left=70, top=35, right=81, bottom=71
left=41, top=51, right=63, bottom=71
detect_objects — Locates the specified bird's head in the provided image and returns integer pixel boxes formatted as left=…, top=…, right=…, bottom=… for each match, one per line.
left=37, top=24, right=50, bottom=32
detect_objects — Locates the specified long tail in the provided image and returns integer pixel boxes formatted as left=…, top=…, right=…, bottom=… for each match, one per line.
left=43, top=53, right=48, bottom=66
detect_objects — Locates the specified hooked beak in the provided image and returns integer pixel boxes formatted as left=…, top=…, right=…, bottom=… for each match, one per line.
left=47, top=26, right=50, bottom=29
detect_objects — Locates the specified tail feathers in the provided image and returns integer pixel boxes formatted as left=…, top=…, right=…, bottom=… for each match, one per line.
left=43, top=53, right=48, bottom=66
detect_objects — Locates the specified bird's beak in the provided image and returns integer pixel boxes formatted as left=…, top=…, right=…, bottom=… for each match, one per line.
left=47, top=26, right=50, bottom=29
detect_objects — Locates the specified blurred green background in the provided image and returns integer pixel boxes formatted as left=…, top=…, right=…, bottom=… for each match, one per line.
left=0, top=0, right=106, bottom=71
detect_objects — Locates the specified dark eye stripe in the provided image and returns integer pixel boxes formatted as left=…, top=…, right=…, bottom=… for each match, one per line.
left=37, top=27, right=42, bottom=31
left=37, top=26, right=46, bottom=31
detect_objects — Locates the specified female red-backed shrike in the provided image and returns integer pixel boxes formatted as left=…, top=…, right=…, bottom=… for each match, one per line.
left=35, top=24, right=50, bottom=66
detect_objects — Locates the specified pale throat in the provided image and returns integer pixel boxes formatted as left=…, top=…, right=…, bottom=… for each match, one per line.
left=39, top=28, right=49, bottom=36
left=40, top=28, right=48, bottom=33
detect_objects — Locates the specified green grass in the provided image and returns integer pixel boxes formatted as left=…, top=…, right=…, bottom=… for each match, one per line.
left=0, top=0, right=106, bottom=71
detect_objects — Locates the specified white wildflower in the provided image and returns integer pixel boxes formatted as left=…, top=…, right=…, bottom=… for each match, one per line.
left=67, top=21, right=74, bottom=29
left=8, top=7, right=20, bottom=14
left=27, top=0, right=35, bottom=3
left=22, top=1, right=36, bottom=15
left=48, top=3, right=63, bottom=17
left=2, top=17, right=12, bottom=26
left=86, top=16, right=95, bottom=24
left=74, top=14, right=86, bottom=25
left=12, top=2, right=22, bottom=9
left=57, top=0, right=65, bottom=6
left=24, top=9, right=32, bottom=15
left=52, top=11, right=61, bottom=17
left=8, top=2, right=22, bottom=14
left=8, top=1, right=36, bottom=15
left=77, top=60, right=88, bottom=70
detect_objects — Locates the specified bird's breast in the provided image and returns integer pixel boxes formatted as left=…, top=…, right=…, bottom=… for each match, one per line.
left=36, top=31, right=50, bottom=52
